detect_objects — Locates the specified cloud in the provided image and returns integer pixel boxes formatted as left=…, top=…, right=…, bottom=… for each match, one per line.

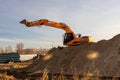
left=0, top=38, right=48, bottom=44
left=0, top=38, right=15, bottom=42
left=0, top=38, right=62, bottom=49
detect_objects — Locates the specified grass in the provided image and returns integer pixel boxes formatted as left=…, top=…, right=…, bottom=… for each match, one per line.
left=0, top=73, right=16, bottom=80
left=0, top=61, right=31, bottom=70
left=0, top=68, right=119, bottom=80
left=0, top=60, right=119, bottom=80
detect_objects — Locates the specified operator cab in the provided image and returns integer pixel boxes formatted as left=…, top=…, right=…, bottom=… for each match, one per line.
left=63, top=33, right=74, bottom=44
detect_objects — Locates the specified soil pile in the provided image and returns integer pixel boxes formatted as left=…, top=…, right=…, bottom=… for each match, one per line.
left=26, top=34, right=120, bottom=77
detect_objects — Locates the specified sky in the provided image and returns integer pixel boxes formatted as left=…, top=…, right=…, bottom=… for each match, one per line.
left=0, top=0, right=120, bottom=50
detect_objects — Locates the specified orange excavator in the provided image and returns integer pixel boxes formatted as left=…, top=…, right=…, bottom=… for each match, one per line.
left=20, top=19, right=93, bottom=46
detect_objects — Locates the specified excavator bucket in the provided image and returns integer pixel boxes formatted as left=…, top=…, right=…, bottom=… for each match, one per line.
left=19, top=19, right=30, bottom=25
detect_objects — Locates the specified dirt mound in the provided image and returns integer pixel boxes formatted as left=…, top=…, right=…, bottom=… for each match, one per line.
left=26, top=34, right=120, bottom=77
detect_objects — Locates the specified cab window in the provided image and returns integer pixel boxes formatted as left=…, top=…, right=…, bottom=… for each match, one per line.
left=64, top=33, right=74, bottom=43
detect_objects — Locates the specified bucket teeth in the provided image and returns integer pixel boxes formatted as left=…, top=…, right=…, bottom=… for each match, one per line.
left=19, top=19, right=29, bottom=25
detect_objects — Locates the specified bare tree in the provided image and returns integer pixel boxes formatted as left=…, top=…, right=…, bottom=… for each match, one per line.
left=23, top=48, right=37, bottom=54
left=5, top=45, right=12, bottom=53
left=0, top=48, right=4, bottom=53
left=8, top=45, right=12, bottom=53
left=22, top=48, right=49, bottom=54
left=16, top=43, right=24, bottom=54
left=30, top=48, right=37, bottom=54
left=38, top=48, right=49, bottom=55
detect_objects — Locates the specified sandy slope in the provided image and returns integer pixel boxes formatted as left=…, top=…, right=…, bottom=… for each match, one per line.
left=26, top=34, right=120, bottom=77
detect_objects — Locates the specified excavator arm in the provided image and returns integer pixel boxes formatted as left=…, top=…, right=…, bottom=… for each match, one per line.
left=20, top=19, right=73, bottom=33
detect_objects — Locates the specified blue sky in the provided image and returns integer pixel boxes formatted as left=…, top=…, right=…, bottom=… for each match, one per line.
left=0, top=0, right=120, bottom=49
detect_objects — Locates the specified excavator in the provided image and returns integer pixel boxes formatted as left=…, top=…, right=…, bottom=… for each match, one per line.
left=20, top=19, right=94, bottom=46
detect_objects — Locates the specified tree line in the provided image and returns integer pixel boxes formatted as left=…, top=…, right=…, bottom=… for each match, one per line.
left=0, top=43, right=49, bottom=54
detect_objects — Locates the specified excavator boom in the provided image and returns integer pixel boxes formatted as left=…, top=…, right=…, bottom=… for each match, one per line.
left=20, top=19, right=73, bottom=33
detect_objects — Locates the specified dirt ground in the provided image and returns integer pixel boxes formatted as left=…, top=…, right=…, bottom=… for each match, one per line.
left=26, top=34, right=120, bottom=77
left=0, top=34, right=120, bottom=80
